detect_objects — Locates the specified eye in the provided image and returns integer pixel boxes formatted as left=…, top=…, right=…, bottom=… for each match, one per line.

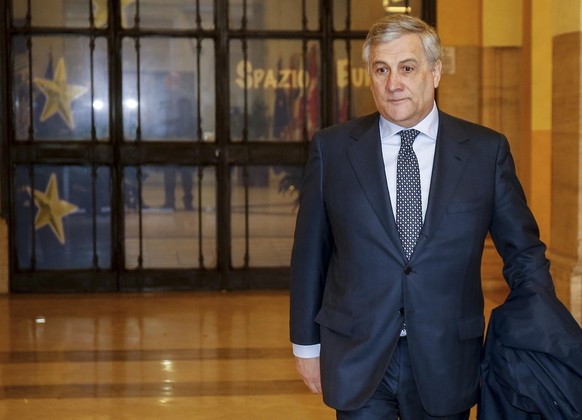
left=402, top=66, right=415, bottom=73
left=375, top=67, right=388, bottom=75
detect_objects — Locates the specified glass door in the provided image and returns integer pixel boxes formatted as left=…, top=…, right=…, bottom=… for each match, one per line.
left=1, top=0, right=433, bottom=292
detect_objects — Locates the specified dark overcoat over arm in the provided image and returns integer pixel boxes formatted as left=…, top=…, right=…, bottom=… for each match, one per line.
left=479, top=281, right=582, bottom=419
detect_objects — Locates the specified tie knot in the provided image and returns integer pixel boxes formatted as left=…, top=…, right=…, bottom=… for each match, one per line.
left=399, top=129, right=420, bottom=148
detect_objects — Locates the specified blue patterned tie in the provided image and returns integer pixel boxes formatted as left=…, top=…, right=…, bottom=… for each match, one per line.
left=396, top=129, right=422, bottom=260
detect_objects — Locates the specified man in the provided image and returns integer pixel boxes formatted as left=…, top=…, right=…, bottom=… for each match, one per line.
left=290, top=14, right=556, bottom=419
left=161, top=72, right=196, bottom=211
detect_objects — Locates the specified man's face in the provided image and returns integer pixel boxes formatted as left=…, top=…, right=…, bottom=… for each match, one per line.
left=368, top=33, right=442, bottom=128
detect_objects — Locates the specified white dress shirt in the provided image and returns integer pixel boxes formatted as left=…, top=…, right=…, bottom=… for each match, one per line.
left=292, top=103, right=440, bottom=358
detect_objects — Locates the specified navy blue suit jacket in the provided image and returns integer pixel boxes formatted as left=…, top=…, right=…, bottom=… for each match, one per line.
left=290, top=111, right=554, bottom=415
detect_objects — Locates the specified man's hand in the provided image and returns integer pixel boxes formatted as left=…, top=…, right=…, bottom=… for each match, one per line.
left=295, top=356, right=322, bottom=394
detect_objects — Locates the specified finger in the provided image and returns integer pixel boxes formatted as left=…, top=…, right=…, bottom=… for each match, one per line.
left=303, top=379, right=321, bottom=394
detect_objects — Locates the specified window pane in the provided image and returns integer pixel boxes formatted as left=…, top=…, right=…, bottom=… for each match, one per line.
left=12, top=0, right=151, bottom=29
left=12, top=35, right=30, bottom=140
left=333, top=0, right=423, bottom=31
left=126, top=0, right=215, bottom=30
left=13, top=36, right=109, bottom=141
left=229, top=0, right=318, bottom=31
left=333, top=0, right=384, bottom=31
left=231, top=165, right=301, bottom=268
left=124, top=165, right=217, bottom=269
left=230, top=39, right=320, bottom=142
left=333, top=39, right=376, bottom=123
left=14, top=165, right=111, bottom=270
left=13, top=0, right=90, bottom=28
left=122, top=37, right=214, bottom=142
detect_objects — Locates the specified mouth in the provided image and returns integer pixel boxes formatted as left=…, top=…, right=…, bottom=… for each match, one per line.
left=388, top=98, right=408, bottom=105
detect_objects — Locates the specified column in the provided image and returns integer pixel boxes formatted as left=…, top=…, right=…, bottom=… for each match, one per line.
left=551, top=0, right=582, bottom=323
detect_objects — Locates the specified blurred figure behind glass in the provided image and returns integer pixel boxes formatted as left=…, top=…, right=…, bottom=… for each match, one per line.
left=162, top=71, right=196, bottom=210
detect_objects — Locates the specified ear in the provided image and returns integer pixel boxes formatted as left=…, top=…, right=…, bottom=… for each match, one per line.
left=432, top=60, right=442, bottom=88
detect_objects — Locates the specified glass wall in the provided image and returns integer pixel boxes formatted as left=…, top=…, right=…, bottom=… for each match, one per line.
left=3, top=0, right=431, bottom=291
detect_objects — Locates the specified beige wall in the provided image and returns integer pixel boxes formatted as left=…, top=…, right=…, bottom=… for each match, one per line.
left=552, top=0, right=582, bottom=35
left=437, top=0, right=481, bottom=124
left=438, top=0, right=523, bottom=292
left=482, top=0, right=522, bottom=47
left=529, top=0, right=553, bottom=244
left=438, top=0, right=481, bottom=46
left=438, top=0, right=553, bottom=232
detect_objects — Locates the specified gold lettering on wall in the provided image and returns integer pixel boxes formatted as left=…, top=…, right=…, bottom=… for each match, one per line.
left=235, top=59, right=370, bottom=90
left=235, top=60, right=309, bottom=90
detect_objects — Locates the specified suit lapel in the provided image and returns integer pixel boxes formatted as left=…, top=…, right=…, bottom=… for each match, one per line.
left=346, top=114, right=403, bottom=257
left=344, top=112, right=472, bottom=260
left=417, top=112, right=471, bottom=248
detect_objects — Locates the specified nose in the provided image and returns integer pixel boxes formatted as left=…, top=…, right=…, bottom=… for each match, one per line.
left=386, top=72, right=402, bottom=92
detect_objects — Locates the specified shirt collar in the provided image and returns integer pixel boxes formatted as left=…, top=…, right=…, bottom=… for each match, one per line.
left=379, top=102, right=439, bottom=142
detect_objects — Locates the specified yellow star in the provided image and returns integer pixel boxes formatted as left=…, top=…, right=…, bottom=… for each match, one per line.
left=33, top=57, right=88, bottom=130
left=92, top=0, right=136, bottom=28
left=27, top=174, right=78, bottom=245
left=92, top=0, right=108, bottom=28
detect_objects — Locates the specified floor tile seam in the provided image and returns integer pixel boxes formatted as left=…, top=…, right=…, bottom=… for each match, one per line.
left=0, top=347, right=293, bottom=363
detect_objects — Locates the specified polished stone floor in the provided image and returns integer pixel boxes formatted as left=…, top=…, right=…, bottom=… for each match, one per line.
left=0, top=288, right=511, bottom=419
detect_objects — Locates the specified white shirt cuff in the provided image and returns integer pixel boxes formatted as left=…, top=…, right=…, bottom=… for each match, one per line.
left=292, top=343, right=321, bottom=358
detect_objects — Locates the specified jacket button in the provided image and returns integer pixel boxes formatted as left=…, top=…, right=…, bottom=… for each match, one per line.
left=404, top=266, right=412, bottom=275
left=399, top=308, right=405, bottom=316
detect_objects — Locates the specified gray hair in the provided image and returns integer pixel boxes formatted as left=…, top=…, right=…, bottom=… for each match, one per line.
left=362, top=14, right=441, bottom=69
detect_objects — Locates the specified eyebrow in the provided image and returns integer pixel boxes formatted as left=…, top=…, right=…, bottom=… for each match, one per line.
left=399, top=58, right=419, bottom=66
left=372, top=57, right=420, bottom=67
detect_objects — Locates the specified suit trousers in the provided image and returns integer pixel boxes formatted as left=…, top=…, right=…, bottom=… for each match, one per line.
left=336, top=338, right=471, bottom=420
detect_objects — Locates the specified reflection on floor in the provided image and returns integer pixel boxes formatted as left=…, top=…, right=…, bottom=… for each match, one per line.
left=0, top=287, right=509, bottom=419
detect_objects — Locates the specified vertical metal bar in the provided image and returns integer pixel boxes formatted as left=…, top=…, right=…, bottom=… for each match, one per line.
left=133, top=0, right=144, bottom=270
left=346, top=40, right=352, bottom=120
left=22, top=0, right=37, bottom=272
left=240, top=0, right=250, bottom=270
left=197, top=166, right=204, bottom=268
left=91, top=166, right=99, bottom=268
left=241, top=0, right=247, bottom=30
left=345, top=0, right=352, bottom=121
left=88, top=0, right=99, bottom=269
left=134, top=0, right=142, bottom=28
left=89, top=37, right=97, bottom=140
left=243, top=166, right=249, bottom=269
left=136, top=165, right=144, bottom=269
left=345, top=0, right=350, bottom=29
left=302, top=0, right=310, bottom=140
left=0, top=0, right=10, bottom=221
left=196, top=39, right=202, bottom=141
left=109, top=0, right=124, bottom=288
left=196, top=0, right=202, bottom=29
left=25, top=0, right=32, bottom=142
left=194, top=0, right=203, bottom=267
left=215, top=0, right=231, bottom=288
left=28, top=165, right=36, bottom=271
left=195, top=33, right=204, bottom=268
left=321, top=0, right=334, bottom=128
left=1, top=0, right=15, bottom=289
left=303, top=0, right=310, bottom=141
left=301, top=40, right=308, bottom=141
left=89, top=0, right=95, bottom=28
